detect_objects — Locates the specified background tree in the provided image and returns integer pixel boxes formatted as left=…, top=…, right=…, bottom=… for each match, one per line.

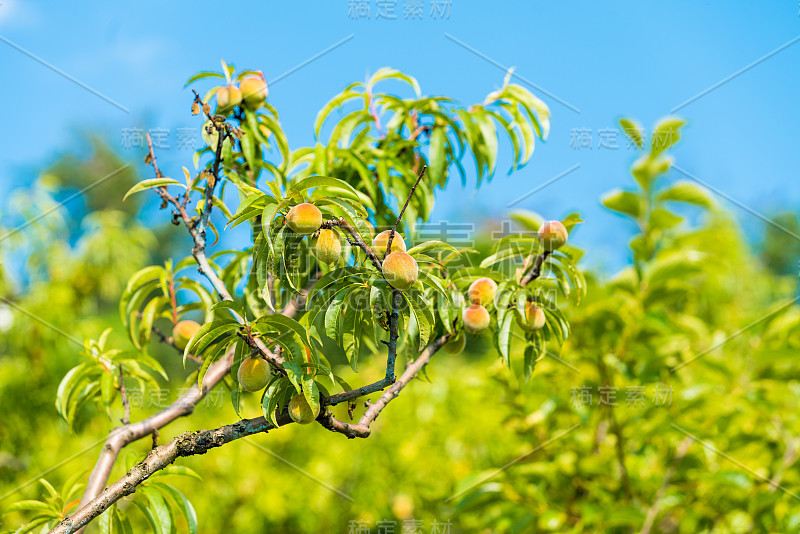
left=454, top=119, right=800, bottom=533
left=2, top=62, right=583, bottom=534
left=3, top=69, right=799, bottom=534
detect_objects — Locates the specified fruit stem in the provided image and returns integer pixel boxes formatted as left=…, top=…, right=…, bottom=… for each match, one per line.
left=386, top=165, right=426, bottom=257
left=520, top=250, right=551, bottom=286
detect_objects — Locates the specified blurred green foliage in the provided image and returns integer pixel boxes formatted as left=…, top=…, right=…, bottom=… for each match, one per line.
left=2, top=83, right=800, bottom=534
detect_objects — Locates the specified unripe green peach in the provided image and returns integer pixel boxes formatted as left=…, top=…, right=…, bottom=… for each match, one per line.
left=443, top=334, right=466, bottom=355
left=285, top=203, right=322, bottom=235
left=240, top=76, right=268, bottom=108
left=468, top=277, right=498, bottom=306
left=372, top=230, right=406, bottom=259
left=462, top=304, right=490, bottom=334
left=216, top=85, right=242, bottom=111
left=312, top=229, right=342, bottom=264
left=237, top=356, right=271, bottom=392
left=382, top=251, right=418, bottom=291
left=538, top=220, right=568, bottom=251
left=288, top=393, right=319, bottom=424
left=516, top=301, right=546, bottom=331
left=172, top=320, right=201, bottom=351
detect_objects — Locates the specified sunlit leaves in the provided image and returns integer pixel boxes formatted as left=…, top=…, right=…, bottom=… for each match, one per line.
left=651, top=116, right=686, bottom=158
left=3, top=475, right=86, bottom=533
left=657, top=181, right=714, bottom=208
left=123, top=178, right=185, bottom=202
left=55, top=329, right=165, bottom=428
left=601, top=189, right=644, bottom=219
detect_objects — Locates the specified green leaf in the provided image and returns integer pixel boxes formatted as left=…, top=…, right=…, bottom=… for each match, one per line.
left=140, top=486, right=173, bottom=534
left=651, top=117, right=685, bottom=157
left=138, top=296, right=169, bottom=347
left=368, top=67, right=421, bottom=97
left=262, top=378, right=284, bottom=427
left=495, top=311, right=515, bottom=367
left=151, top=483, right=198, bottom=534
left=13, top=516, right=56, bottom=534
left=123, top=178, right=185, bottom=202
left=649, top=208, right=683, bottom=230
left=407, top=240, right=461, bottom=257
left=3, top=500, right=52, bottom=513
left=656, top=181, right=714, bottom=208
left=522, top=342, right=541, bottom=381
left=185, top=71, right=225, bottom=86
left=288, top=175, right=363, bottom=204
left=283, top=361, right=304, bottom=393
left=120, top=266, right=165, bottom=323
left=619, top=118, right=643, bottom=148
left=509, top=210, right=543, bottom=232
left=314, top=90, right=361, bottom=138
left=130, top=498, right=162, bottom=534
left=150, top=465, right=202, bottom=481
left=341, top=294, right=363, bottom=370
left=184, top=320, right=239, bottom=366
left=404, top=289, right=434, bottom=350
left=210, top=299, right=247, bottom=320
left=302, top=375, right=320, bottom=417
left=601, top=189, right=643, bottom=219
left=428, top=125, right=447, bottom=186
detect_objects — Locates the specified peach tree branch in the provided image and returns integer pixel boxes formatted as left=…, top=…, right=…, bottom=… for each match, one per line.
left=321, top=217, right=383, bottom=271
left=318, top=332, right=452, bottom=438
left=51, top=334, right=451, bottom=534
left=519, top=250, right=551, bottom=286
left=75, top=126, right=281, bottom=526
left=386, top=165, right=426, bottom=257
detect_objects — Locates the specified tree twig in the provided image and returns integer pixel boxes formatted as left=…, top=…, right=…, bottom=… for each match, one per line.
left=519, top=250, right=550, bottom=286
left=319, top=333, right=451, bottom=438
left=74, top=348, right=235, bottom=525
left=75, top=122, right=280, bottom=529
left=322, top=288, right=405, bottom=406
left=51, top=413, right=287, bottom=534
left=117, top=364, right=130, bottom=425
left=386, top=165, right=426, bottom=257
left=52, top=334, right=451, bottom=533
left=322, top=217, right=382, bottom=271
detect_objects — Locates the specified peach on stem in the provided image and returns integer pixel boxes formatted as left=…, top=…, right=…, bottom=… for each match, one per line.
left=516, top=301, right=546, bottom=331
left=240, top=76, right=268, bottom=108
left=285, top=203, right=322, bottom=235
left=462, top=304, right=490, bottom=334
left=216, top=85, right=242, bottom=111
left=172, top=320, right=201, bottom=351
left=443, top=334, right=466, bottom=355
left=237, top=356, right=271, bottom=392
left=468, top=277, right=498, bottom=306
left=382, top=251, right=418, bottom=291
left=288, top=393, right=319, bottom=424
left=372, top=230, right=406, bottom=259
left=538, top=220, right=568, bottom=251
left=312, top=229, right=342, bottom=264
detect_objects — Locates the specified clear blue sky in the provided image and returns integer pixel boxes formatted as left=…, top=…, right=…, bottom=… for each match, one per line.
left=1, top=0, right=798, bottom=271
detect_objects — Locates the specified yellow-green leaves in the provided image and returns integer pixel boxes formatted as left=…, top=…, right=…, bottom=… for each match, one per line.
left=651, top=117, right=686, bottom=158
left=123, top=178, right=185, bottom=202
left=657, top=181, right=714, bottom=208
left=601, top=189, right=645, bottom=219
left=619, top=118, right=644, bottom=148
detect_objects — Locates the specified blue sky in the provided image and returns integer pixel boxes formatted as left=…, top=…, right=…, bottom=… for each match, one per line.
left=1, top=0, right=798, bottom=271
